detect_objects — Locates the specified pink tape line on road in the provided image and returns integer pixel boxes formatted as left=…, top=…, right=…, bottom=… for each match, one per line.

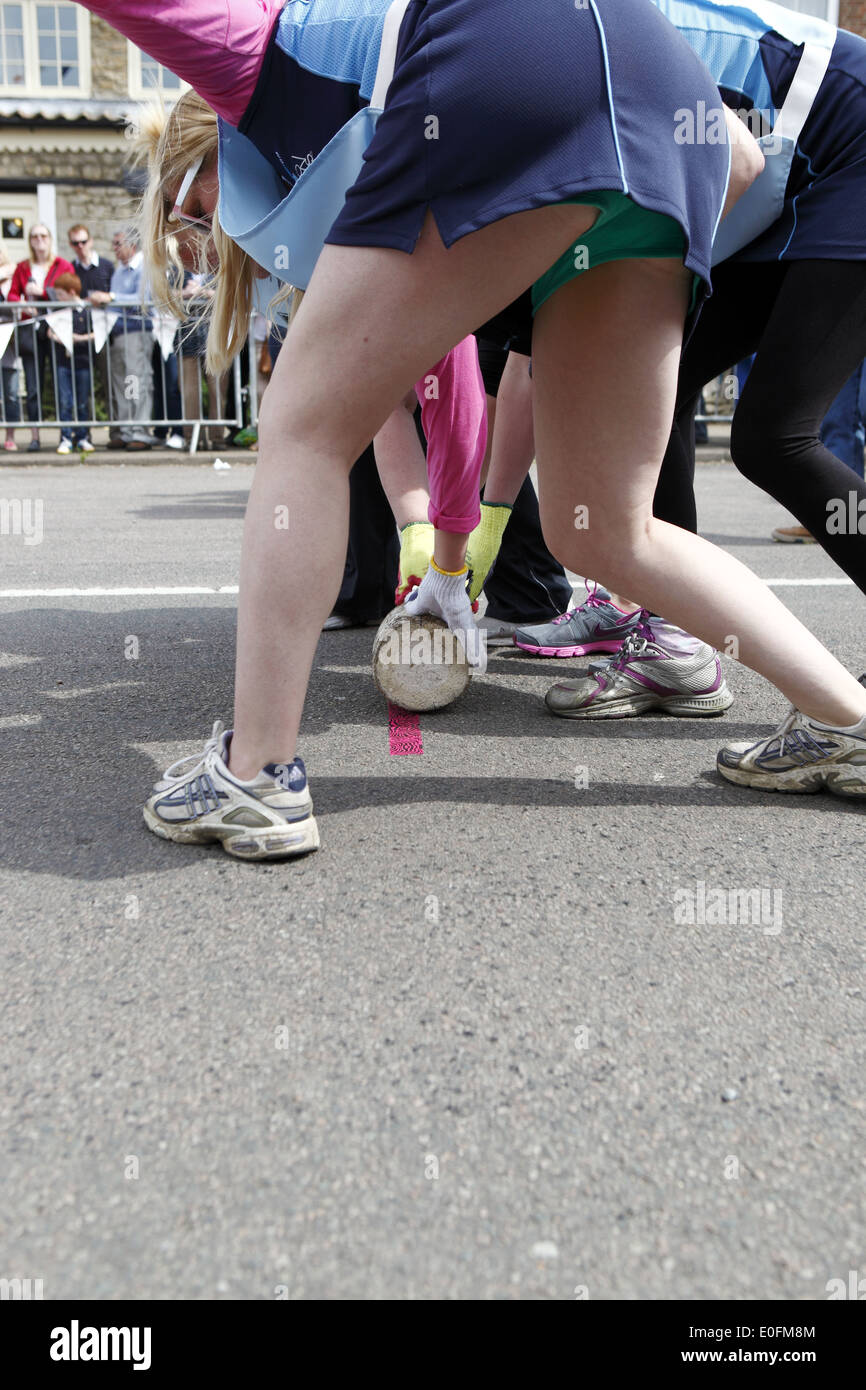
left=388, top=702, right=423, bottom=755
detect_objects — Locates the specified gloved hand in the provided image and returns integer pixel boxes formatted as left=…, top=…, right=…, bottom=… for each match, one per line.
left=395, top=521, right=435, bottom=605
left=403, top=560, right=487, bottom=670
left=465, top=501, right=512, bottom=602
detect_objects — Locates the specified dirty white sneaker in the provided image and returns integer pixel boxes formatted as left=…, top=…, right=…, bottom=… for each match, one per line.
left=143, top=722, right=320, bottom=859
left=717, top=706, right=866, bottom=798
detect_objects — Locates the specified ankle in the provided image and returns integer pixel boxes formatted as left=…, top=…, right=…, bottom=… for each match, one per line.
left=608, top=592, right=641, bottom=614
left=227, top=736, right=295, bottom=783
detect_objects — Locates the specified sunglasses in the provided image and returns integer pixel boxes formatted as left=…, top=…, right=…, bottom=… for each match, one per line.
left=69, top=237, right=89, bottom=247
left=168, top=156, right=212, bottom=229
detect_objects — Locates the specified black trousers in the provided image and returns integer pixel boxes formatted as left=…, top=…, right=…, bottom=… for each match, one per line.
left=655, top=259, right=866, bottom=593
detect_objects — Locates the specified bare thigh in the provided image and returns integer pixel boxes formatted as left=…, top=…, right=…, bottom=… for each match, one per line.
left=530, top=256, right=691, bottom=575
left=258, top=204, right=598, bottom=467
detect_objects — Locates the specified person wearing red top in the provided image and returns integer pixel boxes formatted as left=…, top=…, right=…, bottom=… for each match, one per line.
left=8, top=224, right=73, bottom=451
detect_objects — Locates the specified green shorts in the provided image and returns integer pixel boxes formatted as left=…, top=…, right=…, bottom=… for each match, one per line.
left=531, top=190, right=698, bottom=316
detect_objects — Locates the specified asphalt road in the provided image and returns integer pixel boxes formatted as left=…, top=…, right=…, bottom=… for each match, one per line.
left=1, top=460, right=863, bottom=1300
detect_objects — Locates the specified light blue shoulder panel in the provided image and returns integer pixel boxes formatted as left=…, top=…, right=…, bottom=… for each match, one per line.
left=275, top=0, right=393, bottom=100
left=652, top=0, right=836, bottom=113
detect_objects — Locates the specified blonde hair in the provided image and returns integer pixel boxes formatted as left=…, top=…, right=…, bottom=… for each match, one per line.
left=134, top=90, right=270, bottom=375
left=28, top=223, right=55, bottom=263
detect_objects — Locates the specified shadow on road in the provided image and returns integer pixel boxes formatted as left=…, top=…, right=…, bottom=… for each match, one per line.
left=0, top=606, right=850, bottom=882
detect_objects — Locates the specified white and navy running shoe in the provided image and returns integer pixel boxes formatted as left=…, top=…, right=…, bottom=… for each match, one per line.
left=545, top=619, right=733, bottom=719
left=717, top=707, right=866, bottom=798
left=143, top=722, right=320, bottom=859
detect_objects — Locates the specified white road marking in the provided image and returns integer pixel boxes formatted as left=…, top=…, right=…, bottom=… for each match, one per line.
left=0, top=585, right=240, bottom=597
left=764, top=578, right=854, bottom=586
left=0, top=714, right=41, bottom=729
left=0, top=578, right=855, bottom=600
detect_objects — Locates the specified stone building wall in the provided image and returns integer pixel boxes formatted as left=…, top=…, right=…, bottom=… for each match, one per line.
left=0, top=144, right=137, bottom=257
left=840, top=0, right=866, bottom=34
left=90, top=16, right=131, bottom=99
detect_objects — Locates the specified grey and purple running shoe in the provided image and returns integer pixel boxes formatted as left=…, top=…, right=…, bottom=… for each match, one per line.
left=513, top=583, right=644, bottom=657
left=545, top=618, right=733, bottom=719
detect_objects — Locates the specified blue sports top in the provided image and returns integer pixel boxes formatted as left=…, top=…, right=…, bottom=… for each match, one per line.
left=225, top=0, right=732, bottom=295
left=238, top=0, right=390, bottom=190
left=653, top=0, right=866, bottom=260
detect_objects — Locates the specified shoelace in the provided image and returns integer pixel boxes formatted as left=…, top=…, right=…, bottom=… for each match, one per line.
left=160, top=719, right=225, bottom=782
left=764, top=707, right=831, bottom=762
left=607, top=615, right=654, bottom=670
left=552, top=581, right=606, bottom=625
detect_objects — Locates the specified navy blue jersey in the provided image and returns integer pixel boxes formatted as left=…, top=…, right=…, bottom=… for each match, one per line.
left=654, top=0, right=866, bottom=259
left=231, top=0, right=730, bottom=294
left=239, top=0, right=389, bottom=189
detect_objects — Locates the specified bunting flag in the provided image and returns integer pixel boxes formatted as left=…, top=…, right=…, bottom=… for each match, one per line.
left=151, top=312, right=180, bottom=361
left=90, top=308, right=120, bottom=355
left=44, top=307, right=74, bottom=357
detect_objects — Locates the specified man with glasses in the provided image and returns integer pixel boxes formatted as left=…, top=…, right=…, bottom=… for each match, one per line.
left=109, top=228, right=155, bottom=451
left=67, top=224, right=113, bottom=302
left=67, top=223, right=114, bottom=450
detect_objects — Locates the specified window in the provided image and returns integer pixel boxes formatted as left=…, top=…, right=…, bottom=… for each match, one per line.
left=0, top=5, right=25, bottom=87
left=0, top=1, right=89, bottom=95
left=128, top=44, right=187, bottom=100
left=775, top=0, right=839, bottom=22
left=36, top=2, right=78, bottom=87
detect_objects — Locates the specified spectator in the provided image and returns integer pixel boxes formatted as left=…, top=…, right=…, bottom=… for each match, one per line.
left=67, top=223, right=113, bottom=301
left=47, top=270, right=95, bottom=455
left=7, top=224, right=73, bottom=452
left=179, top=272, right=224, bottom=449
left=68, top=223, right=117, bottom=444
left=109, top=228, right=154, bottom=450
left=151, top=279, right=185, bottom=449
left=0, top=242, right=21, bottom=451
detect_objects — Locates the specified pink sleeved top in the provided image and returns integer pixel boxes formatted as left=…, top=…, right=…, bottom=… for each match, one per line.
left=415, top=338, right=487, bottom=535
left=81, top=1, right=279, bottom=127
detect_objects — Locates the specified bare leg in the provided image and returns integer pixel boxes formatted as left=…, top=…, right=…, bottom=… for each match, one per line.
left=483, top=350, right=535, bottom=506
left=229, top=202, right=600, bottom=778
left=531, top=258, right=866, bottom=728
left=373, top=394, right=430, bottom=528
left=486, top=350, right=641, bottom=611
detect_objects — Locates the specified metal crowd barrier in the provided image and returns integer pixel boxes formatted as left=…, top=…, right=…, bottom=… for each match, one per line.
left=0, top=300, right=259, bottom=454
left=0, top=299, right=734, bottom=439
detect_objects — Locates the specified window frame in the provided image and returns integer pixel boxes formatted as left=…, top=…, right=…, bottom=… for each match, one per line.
left=0, top=2, right=91, bottom=98
left=127, top=42, right=187, bottom=102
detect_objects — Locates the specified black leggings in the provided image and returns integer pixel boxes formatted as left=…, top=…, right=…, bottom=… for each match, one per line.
left=654, top=259, right=866, bottom=593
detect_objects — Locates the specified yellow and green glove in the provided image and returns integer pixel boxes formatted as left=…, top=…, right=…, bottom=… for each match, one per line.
left=465, top=501, right=512, bottom=602
left=395, top=521, right=435, bottom=605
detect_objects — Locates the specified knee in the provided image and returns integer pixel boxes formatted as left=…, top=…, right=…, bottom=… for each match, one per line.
left=731, top=407, right=804, bottom=486
left=540, top=502, right=652, bottom=590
